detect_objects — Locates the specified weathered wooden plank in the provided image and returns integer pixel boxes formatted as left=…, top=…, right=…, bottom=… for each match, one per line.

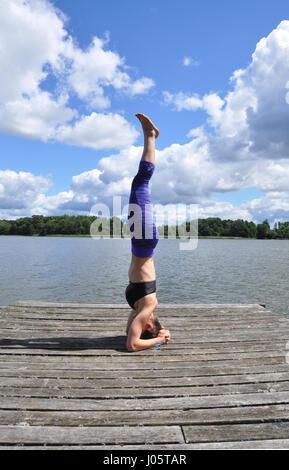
left=10, top=301, right=131, bottom=309
left=0, top=425, right=184, bottom=445
left=0, top=304, right=276, bottom=314
left=178, top=439, right=289, bottom=449
left=0, top=350, right=285, bottom=363
left=0, top=342, right=286, bottom=353
left=0, top=305, right=274, bottom=315
left=0, top=352, right=285, bottom=368
left=3, top=313, right=272, bottom=321
left=1, top=363, right=289, bottom=379
left=2, top=325, right=289, bottom=344
left=1, top=302, right=269, bottom=310
left=2, top=312, right=273, bottom=321
left=3, top=313, right=276, bottom=323
left=0, top=336, right=286, bottom=350
left=3, top=309, right=275, bottom=320
left=1, top=381, right=289, bottom=399
left=1, top=440, right=288, bottom=449
left=2, top=370, right=289, bottom=389
left=3, top=318, right=287, bottom=328
left=2, top=314, right=286, bottom=326
left=3, top=307, right=274, bottom=317
left=2, top=320, right=288, bottom=332
left=10, top=301, right=265, bottom=309
left=0, top=404, right=289, bottom=426
left=0, top=304, right=266, bottom=316
left=0, top=344, right=287, bottom=357
left=1, top=391, right=289, bottom=412
left=0, top=357, right=285, bottom=373
left=0, top=346, right=285, bottom=367
left=0, top=337, right=289, bottom=354
left=1, top=330, right=289, bottom=346
left=183, top=422, right=289, bottom=443
left=3, top=326, right=284, bottom=337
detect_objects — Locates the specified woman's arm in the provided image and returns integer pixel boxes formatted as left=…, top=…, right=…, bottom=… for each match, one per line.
left=127, top=336, right=164, bottom=352
left=126, top=309, right=169, bottom=352
left=126, top=314, right=161, bottom=351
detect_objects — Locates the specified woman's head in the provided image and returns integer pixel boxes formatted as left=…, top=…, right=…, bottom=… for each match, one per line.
left=141, top=314, right=162, bottom=339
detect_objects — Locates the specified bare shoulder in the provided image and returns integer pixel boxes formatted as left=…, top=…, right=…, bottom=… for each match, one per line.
left=126, top=294, right=158, bottom=336
left=126, top=309, right=137, bottom=335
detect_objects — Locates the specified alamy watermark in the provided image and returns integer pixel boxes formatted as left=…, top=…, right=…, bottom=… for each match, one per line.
left=89, top=196, right=198, bottom=251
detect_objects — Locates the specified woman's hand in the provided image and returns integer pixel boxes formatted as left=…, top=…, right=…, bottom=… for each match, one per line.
left=158, top=327, right=171, bottom=344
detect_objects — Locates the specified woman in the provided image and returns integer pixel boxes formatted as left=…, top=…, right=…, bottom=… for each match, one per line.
left=125, top=113, right=171, bottom=352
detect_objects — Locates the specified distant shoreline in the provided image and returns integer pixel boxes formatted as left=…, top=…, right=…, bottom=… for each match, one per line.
left=0, top=234, right=276, bottom=240
left=2, top=216, right=288, bottom=239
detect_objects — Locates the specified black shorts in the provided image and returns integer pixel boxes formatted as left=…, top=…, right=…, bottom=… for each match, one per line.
left=125, top=280, right=156, bottom=309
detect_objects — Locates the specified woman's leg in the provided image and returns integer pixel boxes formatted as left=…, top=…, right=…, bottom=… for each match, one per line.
left=128, top=114, right=159, bottom=257
left=136, top=113, right=159, bottom=165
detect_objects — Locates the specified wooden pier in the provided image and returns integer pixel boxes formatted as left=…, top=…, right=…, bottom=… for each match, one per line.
left=0, top=301, right=289, bottom=449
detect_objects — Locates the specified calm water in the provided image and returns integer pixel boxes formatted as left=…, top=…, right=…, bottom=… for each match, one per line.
left=0, top=236, right=289, bottom=317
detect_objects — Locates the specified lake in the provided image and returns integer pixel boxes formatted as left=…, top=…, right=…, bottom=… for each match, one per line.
left=0, top=236, right=288, bottom=317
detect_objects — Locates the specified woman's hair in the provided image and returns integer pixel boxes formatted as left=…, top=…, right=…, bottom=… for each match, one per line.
left=141, top=315, right=162, bottom=339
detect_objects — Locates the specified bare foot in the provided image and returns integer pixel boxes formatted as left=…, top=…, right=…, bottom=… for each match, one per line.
left=136, top=113, right=160, bottom=139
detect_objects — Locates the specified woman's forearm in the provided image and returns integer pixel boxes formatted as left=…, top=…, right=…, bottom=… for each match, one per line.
left=127, top=336, right=162, bottom=352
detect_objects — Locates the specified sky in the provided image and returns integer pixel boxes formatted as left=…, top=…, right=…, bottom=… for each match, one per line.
left=2, top=0, right=289, bottom=225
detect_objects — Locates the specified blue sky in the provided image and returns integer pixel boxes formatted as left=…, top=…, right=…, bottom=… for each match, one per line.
left=1, top=0, right=289, bottom=224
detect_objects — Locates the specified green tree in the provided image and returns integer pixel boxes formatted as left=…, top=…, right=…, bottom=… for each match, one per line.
left=247, top=221, right=257, bottom=238
left=0, top=220, right=11, bottom=235
left=206, top=217, right=223, bottom=236
left=230, top=219, right=249, bottom=238
left=198, top=219, right=214, bottom=236
left=220, top=219, right=232, bottom=236
left=257, top=219, right=270, bottom=239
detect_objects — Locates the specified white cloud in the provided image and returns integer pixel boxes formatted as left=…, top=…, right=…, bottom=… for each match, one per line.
left=129, top=77, right=155, bottom=96
left=183, top=56, right=200, bottom=67
left=0, top=0, right=154, bottom=149
left=0, top=0, right=67, bottom=103
left=0, top=0, right=73, bottom=140
left=66, top=36, right=124, bottom=106
left=241, top=192, right=289, bottom=224
left=199, top=199, right=252, bottom=221
left=33, top=190, right=75, bottom=215
left=56, top=113, right=139, bottom=150
left=97, top=146, right=141, bottom=182
left=0, top=170, right=53, bottom=210
left=65, top=35, right=154, bottom=104
left=163, top=91, right=203, bottom=111
left=0, top=92, right=77, bottom=141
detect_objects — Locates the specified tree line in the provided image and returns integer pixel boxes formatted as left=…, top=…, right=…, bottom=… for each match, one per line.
left=1, top=215, right=289, bottom=239
left=196, top=218, right=289, bottom=239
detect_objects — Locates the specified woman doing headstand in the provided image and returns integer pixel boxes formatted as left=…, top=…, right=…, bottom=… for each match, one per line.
left=125, top=113, right=171, bottom=352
